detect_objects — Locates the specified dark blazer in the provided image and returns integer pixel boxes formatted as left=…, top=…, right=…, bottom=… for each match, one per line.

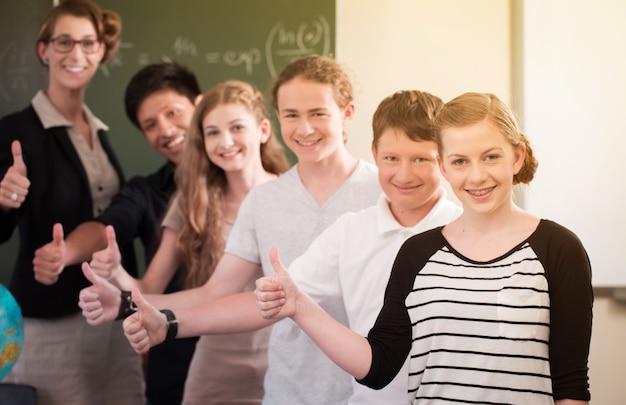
left=0, top=105, right=136, bottom=318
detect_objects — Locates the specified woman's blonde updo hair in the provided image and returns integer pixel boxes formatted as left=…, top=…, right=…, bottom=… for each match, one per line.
left=434, top=92, right=538, bottom=185
left=37, top=0, right=122, bottom=65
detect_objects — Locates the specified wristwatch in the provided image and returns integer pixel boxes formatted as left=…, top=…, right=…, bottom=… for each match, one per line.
left=116, top=290, right=137, bottom=320
left=160, top=309, right=178, bottom=342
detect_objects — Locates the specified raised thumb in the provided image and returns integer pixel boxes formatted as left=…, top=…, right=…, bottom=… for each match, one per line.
left=105, top=225, right=118, bottom=250
left=11, top=140, right=27, bottom=175
left=81, top=261, right=101, bottom=286
left=269, top=247, right=288, bottom=277
left=52, top=223, right=64, bottom=246
left=130, top=288, right=149, bottom=312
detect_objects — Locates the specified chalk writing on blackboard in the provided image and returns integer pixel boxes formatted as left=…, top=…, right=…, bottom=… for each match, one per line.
left=224, top=49, right=262, bottom=76
left=99, top=42, right=134, bottom=78
left=172, top=37, right=198, bottom=57
left=265, top=16, right=331, bottom=77
left=94, top=15, right=330, bottom=79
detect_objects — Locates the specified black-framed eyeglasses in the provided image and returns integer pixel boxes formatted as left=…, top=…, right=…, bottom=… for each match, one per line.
left=48, top=36, right=101, bottom=54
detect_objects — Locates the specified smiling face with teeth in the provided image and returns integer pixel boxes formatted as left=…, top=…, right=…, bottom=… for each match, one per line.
left=275, top=77, right=354, bottom=164
left=439, top=118, right=525, bottom=215
left=136, top=89, right=196, bottom=165
left=38, top=15, right=105, bottom=96
left=373, top=128, right=443, bottom=227
left=201, top=102, right=270, bottom=175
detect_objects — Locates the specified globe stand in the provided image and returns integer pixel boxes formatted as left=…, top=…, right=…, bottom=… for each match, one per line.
left=0, top=382, right=36, bottom=405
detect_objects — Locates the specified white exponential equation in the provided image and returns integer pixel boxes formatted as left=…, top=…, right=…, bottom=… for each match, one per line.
left=265, top=15, right=331, bottom=77
left=96, top=15, right=331, bottom=78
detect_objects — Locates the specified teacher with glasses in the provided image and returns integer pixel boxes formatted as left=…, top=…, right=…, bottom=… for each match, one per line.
left=0, top=1, right=144, bottom=404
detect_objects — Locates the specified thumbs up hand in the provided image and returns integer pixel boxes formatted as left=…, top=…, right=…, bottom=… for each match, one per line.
left=33, top=223, right=66, bottom=285
left=89, top=225, right=123, bottom=280
left=78, top=262, right=122, bottom=325
left=1, top=140, right=30, bottom=209
left=123, top=289, right=168, bottom=354
left=254, top=247, right=299, bottom=320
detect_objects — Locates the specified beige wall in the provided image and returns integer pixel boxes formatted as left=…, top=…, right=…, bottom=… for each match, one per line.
left=337, top=1, right=626, bottom=403
left=589, top=290, right=626, bottom=404
left=337, top=0, right=511, bottom=161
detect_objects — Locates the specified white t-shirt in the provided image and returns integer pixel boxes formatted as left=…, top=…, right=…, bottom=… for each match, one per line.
left=291, top=191, right=462, bottom=404
left=225, top=160, right=381, bottom=405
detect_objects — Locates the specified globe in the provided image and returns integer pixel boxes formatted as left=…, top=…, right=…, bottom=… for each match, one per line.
left=0, top=284, right=23, bottom=381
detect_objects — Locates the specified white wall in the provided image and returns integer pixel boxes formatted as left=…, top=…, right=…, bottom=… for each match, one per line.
left=519, top=1, right=626, bottom=403
left=520, top=0, right=626, bottom=288
left=336, top=0, right=511, bottom=162
left=337, top=1, right=626, bottom=403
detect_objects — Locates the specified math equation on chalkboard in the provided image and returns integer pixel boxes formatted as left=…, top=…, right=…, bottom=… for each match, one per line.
left=99, top=16, right=332, bottom=79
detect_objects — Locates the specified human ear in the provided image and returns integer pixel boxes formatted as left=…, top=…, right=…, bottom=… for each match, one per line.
left=97, top=42, right=107, bottom=63
left=37, top=41, right=48, bottom=65
left=259, top=119, right=271, bottom=143
left=341, top=101, right=356, bottom=126
left=371, top=143, right=378, bottom=165
left=513, top=142, right=526, bottom=175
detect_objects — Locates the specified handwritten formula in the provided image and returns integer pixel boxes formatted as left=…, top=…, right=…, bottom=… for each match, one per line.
left=100, top=16, right=331, bottom=79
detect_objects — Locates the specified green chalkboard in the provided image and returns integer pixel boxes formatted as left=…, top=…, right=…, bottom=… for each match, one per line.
left=0, top=0, right=50, bottom=286
left=0, top=0, right=49, bottom=118
left=0, top=0, right=335, bottom=284
left=88, top=0, right=336, bottom=177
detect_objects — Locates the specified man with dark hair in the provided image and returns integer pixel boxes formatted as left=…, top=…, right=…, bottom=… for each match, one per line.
left=33, top=61, right=202, bottom=405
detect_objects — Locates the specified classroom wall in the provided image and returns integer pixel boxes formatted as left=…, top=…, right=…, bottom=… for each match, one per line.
left=519, top=0, right=626, bottom=288
left=336, top=1, right=626, bottom=403
left=337, top=0, right=511, bottom=162
left=518, top=2, right=626, bottom=402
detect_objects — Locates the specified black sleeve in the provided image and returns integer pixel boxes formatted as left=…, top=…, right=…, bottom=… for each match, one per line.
left=358, top=228, right=443, bottom=389
left=530, top=220, right=592, bottom=401
left=96, top=176, right=152, bottom=247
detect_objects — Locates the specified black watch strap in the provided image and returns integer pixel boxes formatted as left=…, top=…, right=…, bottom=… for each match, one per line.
left=160, top=309, right=178, bottom=342
left=116, top=290, right=137, bottom=320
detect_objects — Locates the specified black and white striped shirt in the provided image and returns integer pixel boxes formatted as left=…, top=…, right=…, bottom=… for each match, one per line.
left=360, top=219, right=592, bottom=404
